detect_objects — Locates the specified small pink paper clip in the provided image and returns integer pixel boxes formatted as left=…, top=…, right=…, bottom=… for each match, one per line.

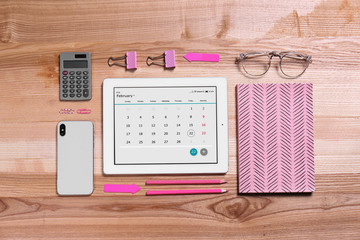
left=77, top=109, right=92, bottom=114
left=108, top=51, right=137, bottom=70
left=59, top=108, right=74, bottom=114
left=146, top=50, right=176, bottom=69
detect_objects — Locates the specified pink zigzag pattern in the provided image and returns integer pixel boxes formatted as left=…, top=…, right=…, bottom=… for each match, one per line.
left=237, top=83, right=315, bottom=193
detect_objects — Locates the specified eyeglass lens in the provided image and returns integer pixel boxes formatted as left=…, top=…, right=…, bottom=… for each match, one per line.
left=241, top=54, right=270, bottom=76
left=280, top=54, right=309, bottom=77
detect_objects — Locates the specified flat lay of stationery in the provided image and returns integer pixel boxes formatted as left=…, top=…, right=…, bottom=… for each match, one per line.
left=4, top=2, right=359, bottom=239
left=56, top=50, right=314, bottom=196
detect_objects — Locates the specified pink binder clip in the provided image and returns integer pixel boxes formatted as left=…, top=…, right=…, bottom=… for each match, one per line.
left=146, top=50, right=176, bottom=69
left=108, top=51, right=137, bottom=70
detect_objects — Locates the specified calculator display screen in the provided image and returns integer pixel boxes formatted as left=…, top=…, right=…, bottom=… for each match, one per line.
left=113, top=87, right=217, bottom=165
left=63, top=60, right=88, bottom=68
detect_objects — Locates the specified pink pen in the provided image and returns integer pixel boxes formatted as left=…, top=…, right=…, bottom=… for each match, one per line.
left=146, top=189, right=228, bottom=196
left=146, top=179, right=227, bottom=185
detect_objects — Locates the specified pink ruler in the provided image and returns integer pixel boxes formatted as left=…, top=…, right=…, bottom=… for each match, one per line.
left=237, top=83, right=315, bottom=193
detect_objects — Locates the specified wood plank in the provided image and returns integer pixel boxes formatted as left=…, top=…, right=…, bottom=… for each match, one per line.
left=0, top=0, right=325, bottom=43
left=0, top=189, right=359, bottom=239
left=0, top=173, right=359, bottom=198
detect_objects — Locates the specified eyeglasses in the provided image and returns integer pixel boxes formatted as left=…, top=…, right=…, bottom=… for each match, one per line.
left=235, top=51, right=312, bottom=78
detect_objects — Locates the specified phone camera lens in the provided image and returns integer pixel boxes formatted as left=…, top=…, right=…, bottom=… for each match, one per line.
left=60, top=124, right=66, bottom=136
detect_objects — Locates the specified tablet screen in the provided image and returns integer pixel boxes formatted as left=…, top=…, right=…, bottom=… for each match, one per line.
left=113, top=86, right=217, bottom=165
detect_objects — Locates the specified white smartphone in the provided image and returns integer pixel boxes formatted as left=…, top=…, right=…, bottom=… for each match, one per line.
left=57, top=121, right=94, bottom=196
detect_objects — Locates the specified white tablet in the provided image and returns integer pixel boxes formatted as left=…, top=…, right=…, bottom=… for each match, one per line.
left=103, top=77, right=228, bottom=174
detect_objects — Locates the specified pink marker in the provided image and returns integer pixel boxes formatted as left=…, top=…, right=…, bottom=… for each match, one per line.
left=146, top=179, right=227, bottom=185
left=146, top=189, right=228, bottom=196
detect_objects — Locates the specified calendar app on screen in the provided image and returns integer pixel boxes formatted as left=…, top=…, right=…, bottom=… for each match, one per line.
left=113, top=87, right=217, bottom=165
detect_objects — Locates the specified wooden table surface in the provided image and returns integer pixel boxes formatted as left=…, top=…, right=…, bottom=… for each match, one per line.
left=0, top=0, right=359, bottom=239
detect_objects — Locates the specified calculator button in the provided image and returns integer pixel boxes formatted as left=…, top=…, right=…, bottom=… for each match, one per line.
left=83, top=80, right=89, bottom=84
left=76, top=85, right=82, bottom=88
left=62, top=71, right=68, bottom=75
left=76, top=71, right=81, bottom=75
left=76, top=89, right=82, bottom=93
left=83, top=85, right=89, bottom=88
left=76, top=94, right=82, bottom=98
left=83, top=76, right=89, bottom=79
left=76, top=76, right=81, bottom=80
left=70, top=94, right=75, bottom=98
left=187, top=129, right=195, bottom=137
left=70, top=89, right=75, bottom=93
left=76, top=80, right=81, bottom=84
left=200, top=148, right=208, bottom=156
left=63, top=85, right=68, bottom=88
left=83, top=89, right=89, bottom=97
left=62, top=89, right=68, bottom=93
left=63, top=94, right=68, bottom=98
left=190, top=148, right=198, bottom=156
left=62, top=76, right=68, bottom=80
left=69, top=76, right=75, bottom=80
left=62, top=80, right=68, bottom=84
left=69, top=71, right=75, bottom=75
left=70, top=85, right=75, bottom=88
left=70, top=80, right=75, bottom=84
left=83, top=71, right=88, bottom=75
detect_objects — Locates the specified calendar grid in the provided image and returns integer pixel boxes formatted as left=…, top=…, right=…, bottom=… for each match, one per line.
left=113, top=86, right=218, bottom=165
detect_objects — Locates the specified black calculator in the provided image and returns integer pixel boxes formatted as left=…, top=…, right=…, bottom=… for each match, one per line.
left=59, top=52, right=91, bottom=101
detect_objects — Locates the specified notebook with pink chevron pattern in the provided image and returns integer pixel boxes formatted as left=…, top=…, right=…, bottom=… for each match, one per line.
left=237, top=83, right=315, bottom=193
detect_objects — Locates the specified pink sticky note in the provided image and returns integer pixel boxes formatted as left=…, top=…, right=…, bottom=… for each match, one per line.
left=183, top=52, right=219, bottom=62
left=104, top=184, right=141, bottom=194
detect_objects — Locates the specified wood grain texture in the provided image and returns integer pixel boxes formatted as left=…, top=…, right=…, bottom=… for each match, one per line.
left=0, top=0, right=359, bottom=239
